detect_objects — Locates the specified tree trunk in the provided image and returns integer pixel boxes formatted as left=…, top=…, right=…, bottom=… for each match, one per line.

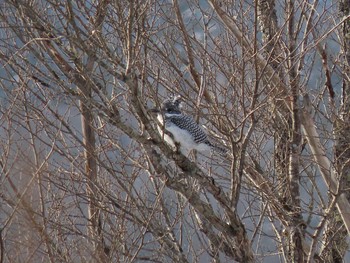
left=323, top=1, right=350, bottom=261
left=257, top=0, right=304, bottom=261
left=80, top=87, right=109, bottom=262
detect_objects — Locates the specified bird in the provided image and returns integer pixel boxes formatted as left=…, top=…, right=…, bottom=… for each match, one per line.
left=151, top=95, right=227, bottom=156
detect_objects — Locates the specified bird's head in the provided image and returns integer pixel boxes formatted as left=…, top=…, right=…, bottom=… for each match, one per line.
left=161, top=95, right=182, bottom=114
left=149, top=95, right=182, bottom=115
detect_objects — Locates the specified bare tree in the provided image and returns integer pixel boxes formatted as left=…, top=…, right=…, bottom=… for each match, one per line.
left=320, top=0, right=350, bottom=262
left=0, top=0, right=349, bottom=262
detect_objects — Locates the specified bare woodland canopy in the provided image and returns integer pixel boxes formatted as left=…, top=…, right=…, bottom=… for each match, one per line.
left=0, top=0, right=350, bottom=262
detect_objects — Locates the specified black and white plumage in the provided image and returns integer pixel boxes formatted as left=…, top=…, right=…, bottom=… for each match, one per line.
left=153, top=96, right=226, bottom=155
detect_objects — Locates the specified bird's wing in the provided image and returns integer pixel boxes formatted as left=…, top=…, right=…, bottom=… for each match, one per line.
left=166, top=115, right=209, bottom=144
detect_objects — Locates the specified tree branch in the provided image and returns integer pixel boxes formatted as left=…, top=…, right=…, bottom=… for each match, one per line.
left=301, top=95, right=350, bottom=235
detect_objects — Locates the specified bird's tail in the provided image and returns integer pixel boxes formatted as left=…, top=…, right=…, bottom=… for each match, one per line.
left=208, top=142, right=228, bottom=156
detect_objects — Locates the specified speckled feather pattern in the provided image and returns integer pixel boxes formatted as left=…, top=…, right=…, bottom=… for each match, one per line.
left=156, top=96, right=226, bottom=155
left=165, top=114, right=212, bottom=146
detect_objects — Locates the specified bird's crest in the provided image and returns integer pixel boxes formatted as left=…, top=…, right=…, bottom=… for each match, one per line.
left=161, top=95, right=183, bottom=113
left=171, top=95, right=182, bottom=109
left=162, top=95, right=182, bottom=108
